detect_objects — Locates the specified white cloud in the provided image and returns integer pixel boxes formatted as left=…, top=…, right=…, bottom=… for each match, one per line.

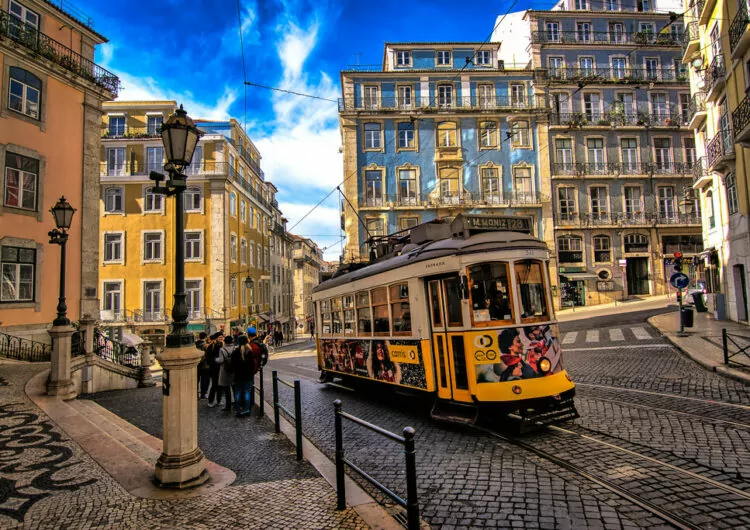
left=220, top=2, right=260, bottom=54
left=281, top=202, right=342, bottom=260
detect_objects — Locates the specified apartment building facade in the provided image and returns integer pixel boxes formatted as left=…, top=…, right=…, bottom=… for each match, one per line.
left=339, top=42, right=555, bottom=275
left=0, top=0, right=117, bottom=341
left=497, top=0, right=702, bottom=307
left=291, top=235, right=322, bottom=335
left=99, top=102, right=279, bottom=342
left=269, top=204, right=295, bottom=338
left=684, top=0, right=750, bottom=322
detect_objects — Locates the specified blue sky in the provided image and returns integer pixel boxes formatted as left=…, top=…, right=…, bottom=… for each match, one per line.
left=77, top=0, right=550, bottom=259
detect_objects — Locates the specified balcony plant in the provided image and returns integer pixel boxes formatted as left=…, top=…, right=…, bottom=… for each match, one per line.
left=597, top=118, right=611, bottom=126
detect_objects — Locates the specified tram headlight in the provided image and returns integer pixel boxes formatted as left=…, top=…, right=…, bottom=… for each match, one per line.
left=538, top=357, right=552, bottom=375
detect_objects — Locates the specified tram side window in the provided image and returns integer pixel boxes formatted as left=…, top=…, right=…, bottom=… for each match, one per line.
left=515, top=260, right=549, bottom=322
left=332, top=297, right=343, bottom=334
left=356, top=291, right=372, bottom=336
left=371, top=287, right=390, bottom=335
left=468, top=262, right=513, bottom=324
left=321, top=299, right=331, bottom=335
left=390, top=283, right=411, bottom=335
left=343, top=295, right=355, bottom=335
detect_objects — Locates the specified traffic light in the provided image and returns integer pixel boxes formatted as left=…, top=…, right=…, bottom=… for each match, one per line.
left=673, top=251, right=683, bottom=272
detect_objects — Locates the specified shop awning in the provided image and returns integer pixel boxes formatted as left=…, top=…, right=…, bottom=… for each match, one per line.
left=560, top=273, right=599, bottom=280
left=256, top=313, right=271, bottom=322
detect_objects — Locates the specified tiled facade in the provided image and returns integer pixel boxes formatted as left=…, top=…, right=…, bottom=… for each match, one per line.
left=0, top=0, right=117, bottom=340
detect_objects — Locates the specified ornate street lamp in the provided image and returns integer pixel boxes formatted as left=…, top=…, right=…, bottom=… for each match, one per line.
left=244, top=276, right=254, bottom=325
left=150, top=105, right=203, bottom=347
left=48, top=196, right=76, bottom=326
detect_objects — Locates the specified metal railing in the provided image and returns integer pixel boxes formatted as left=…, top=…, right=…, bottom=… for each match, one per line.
left=550, top=111, right=686, bottom=127
left=733, top=93, right=750, bottom=136
left=555, top=211, right=701, bottom=226
left=692, top=157, right=710, bottom=184
left=684, top=21, right=699, bottom=46
left=551, top=161, right=694, bottom=176
left=730, top=3, right=749, bottom=52
left=706, top=128, right=734, bottom=168
left=71, top=330, right=85, bottom=358
left=722, top=328, right=750, bottom=368
left=689, top=93, right=706, bottom=124
left=254, top=366, right=266, bottom=417
left=334, top=399, right=419, bottom=529
left=101, top=126, right=161, bottom=139
left=704, top=55, right=726, bottom=89
left=338, top=94, right=546, bottom=112
left=0, top=331, right=51, bottom=362
left=532, top=30, right=682, bottom=46
left=0, top=9, right=118, bottom=95
left=272, top=370, right=302, bottom=461
left=94, top=330, right=139, bottom=367
left=361, top=191, right=545, bottom=209
left=540, top=67, right=687, bottom=84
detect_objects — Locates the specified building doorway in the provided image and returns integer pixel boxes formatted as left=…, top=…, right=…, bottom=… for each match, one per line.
left=733, top=264, right=748, bottom=322
left=560, top=277, right=585, bottom=307
left=626, top=258, right=650, bottom=295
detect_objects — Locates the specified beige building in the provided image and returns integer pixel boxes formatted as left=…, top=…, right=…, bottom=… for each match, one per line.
left=269, top=204, right=295, bottom=338
left=291, top=235, right=323, bottom=335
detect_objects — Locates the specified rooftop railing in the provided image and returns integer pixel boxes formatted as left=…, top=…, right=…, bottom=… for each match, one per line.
left=0, top=9, right=118, bottom=95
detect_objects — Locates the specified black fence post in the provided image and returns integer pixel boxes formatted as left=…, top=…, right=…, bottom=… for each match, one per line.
left=723, top=328, right=729, bottom=365
left=403, top=426, right=420, bottom=529
left=258, top=366, right=265, bottom=418
left=272, top=370, right=280, bottom=433
left=334, top=399, right=346, bottom=511
left=294, top=379, right=303, bottom=461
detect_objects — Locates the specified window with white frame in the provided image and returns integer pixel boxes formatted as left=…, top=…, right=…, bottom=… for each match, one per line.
left=575, top=0, right=588, bottom=9
left=240, top=201, right=246, bottom=222
left=4, top=151, right=38, bottom=210
left=399, top=217, right=419, bottom=231
left=436, top=50, right=451, bottom=66
left=511, top=120, right=530, bottom=147
left=658, top=186, right=675, bottom=219
left=106, top=148, right=125, bottom=176
left=579, top=57, right=594, bottom=75
left=620, top=138, right=638, bottom=173
left=143, top=232, right=163, bottom=261
left=396, top=50, right=411, bottom=67
left=650, top=93, right=668, bottom=120
left=552, top=93, right=569, bottom=115
left=186, top=280, right=201, bottom=319
left=477, top=84, right=494, bottom=108
left=684, top=138, right=696, bottom=169
left=364, top=123, right=382, bottom=149
left=185, top=231, right=202, bottom=260
left=8, top=67, right=41, bottom=119
left=624, top=186, right=642, bottom=217
left=143, top=281, right=162, bottom=320
left=184, top=186, right=202, bottom=212
left=398, top=169, right=418, bottom=205
left=558, top=187, right=577, bottom=220
left=437, top=121, right=458, bottom=147
left=590, top=186, right=608, bottom=219
left=363, top=85, right=379, bottom=109
left=480, top=121, right=498, bottom=148
left=549, top=57, right=563, bottom=78
left=644, top=58, right=659, bottom=80
left=637, top=0, right=650, bottom=11
left=654, top=138, right=672, bottom=172
left=706, top=190, right=716, bottom=228
left=249, top=243, right=254, bottom=266
left=147, top=115, right=162, bottom=136
left=397, top=85, right=412, bottom=108
left=727, top=173, right=739, bottom=215
left=576, top=22, right=592, bottom=42
left=475, top=50, right=491, bottom=66
left=546, top=22, right=560, bottom=42
left=594, top=235, right=611, bottom=262
left=8, top=1, right=39, bottom=33
left=104, top=233, right=123, bottom=263
left=481, top=167, right=501, bottom=203
left=606, top=0, right=619, bottom=11
left=104, top=187, right=123, bottom=213
left=583, top=93, right=601, bottom=121
left=257, top=244, right=262, bottom=268
left=146, top=147, right=163, bottom=173
left=241, top=238, right=247, bottom=265
left=144, top=187, right=163, bottom=212
left=230, top=193, right=237, bottom=216
left=230, top=233, right=237, bottom=262
left=513, top=167, right=533, bottom=202
left=624, top=233, right=648, bottom=252
left=397, top=122, right=415, bottom=149
left=364, top=170, right=383, bottom=206
left=557, top=236, right=583, bottom=263
left=102, top=281, right=122, bottom=318
left=440, top=168, right=460, bottom=201
left=612, top=57, right=626, bottom=79
left=437, top=84, right=453, bottom=107
left=108, top=116, right=125, bottom=137
left=610, top=22, right=624, bottom=42
left=556, top=138, right=573, bottom=171
left=510, top=84, right=526, bottom=107
left=587, top=138, right=605, bottom=171
left=1, top=245, right=35, bottom=302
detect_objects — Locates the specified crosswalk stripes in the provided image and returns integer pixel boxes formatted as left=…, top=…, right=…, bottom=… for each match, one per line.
left=609, top=328, right=625, bottom=341
left=631, top=326, right=651, bottom=340
left=586, top=330, right=600, bottom=343
left=562, top=332, right=578, bottom=345
left=560, top=325, right=661, bottom=345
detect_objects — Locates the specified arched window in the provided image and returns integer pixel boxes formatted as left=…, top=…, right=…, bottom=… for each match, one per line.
left=8, top=67, right=41, bottom=119
left=437, top=122, right=457, bottom=147
left=557, top=236, right=583, bottom=263
left=104, top=187, right=123, bottom=213
left=593, top=235, right=611, bottom=262
left=624, top=233, right=648, bottom=253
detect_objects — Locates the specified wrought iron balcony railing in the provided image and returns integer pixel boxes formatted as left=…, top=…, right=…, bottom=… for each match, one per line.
left=550, top=112, right=685, bottom=127
left=551, top=162, right=693, bottom=176
left=338, top=94, right=546, bottom=112
left=704, top=54, right=726, bottom=89
left=0, top=9, right=119, bottom=95
left=362, top=191, right=545, bottom=208
left=0, top=331, right=51, bottom=362
left=733, top=93, right=750, bottom=137
left=706, top=128, right=734, bottom=168
left=540, top=67, right=688, bottom=84
left=101, top=126, right=162, bottom=139
left=689, top=93, right=706, bottom=122
left=692, top=157, right=710, bottom=184
left=683, top=21, right=700, bottom=46
left=555, top=211, right=701, bottom=227
left=532, top=30, right=682, bottom=46
left=730, top=3, right=749, bottom=52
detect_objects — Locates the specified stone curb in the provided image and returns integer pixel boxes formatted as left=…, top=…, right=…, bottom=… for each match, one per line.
left=647, top=316, right=750, bottom=386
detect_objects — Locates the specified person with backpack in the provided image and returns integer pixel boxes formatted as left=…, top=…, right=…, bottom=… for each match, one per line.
left=207, top=332, right=224, bottom=408
left=232, top=333, right=259, bottom=416
left=218, top=334, right=235, bottom=412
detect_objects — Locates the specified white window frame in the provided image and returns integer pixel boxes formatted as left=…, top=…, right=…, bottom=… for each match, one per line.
left=4, top=154, right=38, bottom=211
left=230, top=192, right=237, bottom=216
left=103, top=187, right=124, bottom=214
left=241, top=237, right=247, bottom=265
left=436, top=50, right=452, bottom=66
left=103, top=231, right=125, bottom=265
left=186, top=278, right=202, bottom=319
left=8, top=71, right=40, bottom=119
left=240, top=200, right=246, bottom=223
left=143, top=186, right=164, bottom=214
left=142, top=279, right=164, bottom=321
left=230, top=233, right=237, bottom=263
left=396, top=50, right=412, bottom=67
left=475, top=50, right=491, bottom=66
left=101, top=280, right=123, bottom=319
left=184, top=230, right=203, bottom=262
left=364, top=122, right=382, bottom=150
left=0, top=244, right=36, bottom=303
left=142, top=230, right=164, bottom=263
left=184, top=186, right=202, bottom=213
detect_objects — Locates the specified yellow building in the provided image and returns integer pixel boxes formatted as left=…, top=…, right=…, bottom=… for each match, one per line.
left=0, top=0, right=117, bottom=342
left=291, top=235, right=323, bottom=335
left=684, top=0, right=750, bottom=321
left=99, top=101, right=280, bottom=343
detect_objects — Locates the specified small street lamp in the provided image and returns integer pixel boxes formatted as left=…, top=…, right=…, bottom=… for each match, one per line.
left=48, top=196, right=76, bottom=326
left=244, top=277, right=254, bottom=326
left=150, top=104, right=203, bottom=348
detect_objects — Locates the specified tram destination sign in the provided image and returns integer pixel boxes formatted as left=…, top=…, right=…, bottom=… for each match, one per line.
left=464, top=215, right=532, bottom=233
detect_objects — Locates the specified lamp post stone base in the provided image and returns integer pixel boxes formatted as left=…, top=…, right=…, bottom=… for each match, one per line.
left=47, top=325, right=76, bottom=400
left=153, top=343, right=208, bottom=489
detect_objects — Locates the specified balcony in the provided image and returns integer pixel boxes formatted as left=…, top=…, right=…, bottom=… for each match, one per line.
left=531, top=30, right=682, bottom=47
left=551, top=162, right=693, bottom=177
left=706, top=129, right=735, bottom=170
left=101, top=126, right=161, bottom=140
left=733, top=93, right=750, bottom=147
left=683, top=22, right=701, bottom=61
left=550, top=112, right=686, bottom=128
left=655, top=212, right=702, bottom=226
left=688, top=93, right=707, bottom=129
left=0, top=9, right=119, bottom=96
left=361, top=191, right=545, bottom=209
left=731, top=4, right=750, bottom=59
left=555, top=211, right=701, bottom=228
left=338, top=94, right=547, bottom=113
left=704, top=54, right=726, bottom=103
left=692, top=157, right=712, bottom=188
left=539, top=67, right=687, bottom=85
left=698, top=0, right=716, bottom=26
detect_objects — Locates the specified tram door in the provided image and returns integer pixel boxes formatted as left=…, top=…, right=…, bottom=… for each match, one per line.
left=427, top=276, right=472, bottom=403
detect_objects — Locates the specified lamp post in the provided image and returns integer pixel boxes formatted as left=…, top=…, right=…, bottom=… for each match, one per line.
left=149, top=105, right=208, bottom=489
left=49, top=196, right=76, bottom=326
left=244, top=276, right=254, bottom=327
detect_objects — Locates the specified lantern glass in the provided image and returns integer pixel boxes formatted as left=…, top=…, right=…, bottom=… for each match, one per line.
left=160, top=105, right=203, bottom=170
left=50, top=196, right=76, bottom=230
left=244, top=277, right=253, bottom=289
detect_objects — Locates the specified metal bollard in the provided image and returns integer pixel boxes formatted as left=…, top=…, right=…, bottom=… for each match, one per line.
left=258, top=366, right=265, bottom=417
left=294, top=379, right=303, bottom=461
left=723, top=328, right=729, bottom=365
left=334, top=399, right=346, bottom=510
left=272, top=370, right=280, bottom=433
left=403, top=426, right=419, bottom=530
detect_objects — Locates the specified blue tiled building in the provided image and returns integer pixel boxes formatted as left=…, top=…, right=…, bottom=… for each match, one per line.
left=339, top=42, right=555, bottom=267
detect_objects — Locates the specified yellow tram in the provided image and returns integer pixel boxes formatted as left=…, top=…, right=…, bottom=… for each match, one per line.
left=313, top=214, right=577, bottom=427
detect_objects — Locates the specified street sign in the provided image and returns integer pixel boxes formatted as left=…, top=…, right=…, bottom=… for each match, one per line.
left=669, top=272, right=690, bottom=289
left=618, top=259, right=627, bottom=267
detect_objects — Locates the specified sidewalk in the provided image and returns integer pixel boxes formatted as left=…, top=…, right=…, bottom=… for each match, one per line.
left=649, top=310, right=750, bottom=385
left=0, top=360, right=401, bottom=529
left=557, top=294, right=673, bottom=322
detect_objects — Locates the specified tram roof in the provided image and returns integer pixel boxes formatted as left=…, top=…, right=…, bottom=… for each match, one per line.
left=315, top=230, right=548, bottom=293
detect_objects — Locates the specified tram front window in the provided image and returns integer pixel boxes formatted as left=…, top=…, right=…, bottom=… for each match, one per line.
left=468, top=262, right=513, bottom=324
left=515, top=260, right=549, bottom=322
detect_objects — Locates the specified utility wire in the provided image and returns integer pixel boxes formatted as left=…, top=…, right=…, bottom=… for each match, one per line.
left=236, top=0, right=248, bottom=132
left=244, top=81, right=340, bottom=103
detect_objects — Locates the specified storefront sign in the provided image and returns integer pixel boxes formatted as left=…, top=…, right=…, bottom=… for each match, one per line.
left=597, top=281, right=614, bottom=291
left=618, top=259, right=627, bottom=267
left=466, top=216, right=532, bottom=233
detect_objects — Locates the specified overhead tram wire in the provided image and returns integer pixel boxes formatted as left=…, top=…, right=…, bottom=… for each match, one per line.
left=236, top=0, right=249, bottom=132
